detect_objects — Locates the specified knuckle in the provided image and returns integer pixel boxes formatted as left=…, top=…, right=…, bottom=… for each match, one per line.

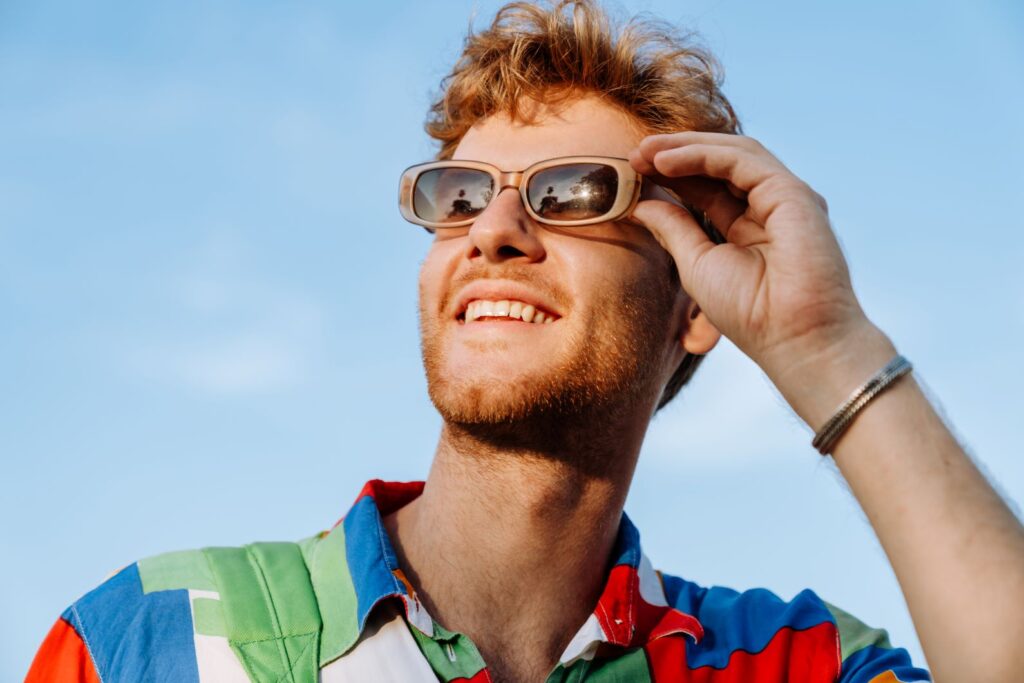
left=738, top=135, right=765, bottom=153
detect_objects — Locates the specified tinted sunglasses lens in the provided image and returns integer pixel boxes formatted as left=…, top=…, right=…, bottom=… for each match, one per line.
left=413, top=168, right=494, bottom=224
left=527, top=163, right=619, bottom=221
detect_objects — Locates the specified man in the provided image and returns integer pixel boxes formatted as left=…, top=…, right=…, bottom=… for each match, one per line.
left=27, top=1, right=1024, bottom=682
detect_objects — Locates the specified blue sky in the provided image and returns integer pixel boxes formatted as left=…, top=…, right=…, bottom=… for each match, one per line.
left=2, top=0, right=1022, bottom=676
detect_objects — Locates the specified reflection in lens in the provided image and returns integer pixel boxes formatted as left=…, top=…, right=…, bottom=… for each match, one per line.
left=528, top=164, right=618, bottom=221
left=414, top=168, right=494, bottom=224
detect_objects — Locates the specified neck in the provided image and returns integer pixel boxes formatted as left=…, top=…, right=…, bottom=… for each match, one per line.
left=383, top=407, right=651, bottom=680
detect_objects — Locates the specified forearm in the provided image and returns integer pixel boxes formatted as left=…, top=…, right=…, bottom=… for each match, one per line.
left=767, top=322, right=1024, bottom=682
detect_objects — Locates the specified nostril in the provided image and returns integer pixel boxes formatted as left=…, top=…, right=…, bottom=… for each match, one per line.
left=497, top=245, right=526, bottom=258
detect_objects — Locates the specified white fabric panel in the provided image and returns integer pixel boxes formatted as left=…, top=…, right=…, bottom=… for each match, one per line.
left=320, top=605, right=437, bottom=682
left=194, top=634, right=253, bottom=682
left=188, top=589, right=251, bottom=682
left=400, top=593, right=435, bottom=637
left=637, top=553, right=669, bottom=606
left=558, top=613, right=606, bottom=666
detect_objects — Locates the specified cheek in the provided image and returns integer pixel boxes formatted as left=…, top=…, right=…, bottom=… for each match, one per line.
left=418, top=242, right=458, bottom=314
left=581, top=249, right=680, bottom=333
left=577, top=241, right=670, bottom=294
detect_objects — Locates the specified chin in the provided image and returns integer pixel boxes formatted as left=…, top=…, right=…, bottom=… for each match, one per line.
left=419, top=321, right=584, bottom=424
left=422, top=338, right=661, bottom=428
left=425, top=360, right=585, bottom=425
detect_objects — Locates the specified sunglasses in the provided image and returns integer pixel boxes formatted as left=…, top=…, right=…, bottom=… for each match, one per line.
left=398, top=156, right=642, bottom=232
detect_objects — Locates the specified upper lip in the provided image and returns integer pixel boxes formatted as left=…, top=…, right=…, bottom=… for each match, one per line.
left=453, top=280, right=562, bottom=320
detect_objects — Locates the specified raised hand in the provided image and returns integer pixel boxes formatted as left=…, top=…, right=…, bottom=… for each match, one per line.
left=628, top=132, right=875, bottom=381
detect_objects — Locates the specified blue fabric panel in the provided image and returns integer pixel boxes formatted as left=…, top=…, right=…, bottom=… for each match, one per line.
left=839, top=644, right=932, bottom=682
left=661, top=573, right=834, bottom=669
left=343, top=493, right=404, bottom=630
left=66, top=563, right=200, bottom=683
left=609, top=512, right=641, bottom=568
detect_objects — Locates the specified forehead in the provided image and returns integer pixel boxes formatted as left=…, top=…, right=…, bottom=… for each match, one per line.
left=452, top=96, right=645, bottom=169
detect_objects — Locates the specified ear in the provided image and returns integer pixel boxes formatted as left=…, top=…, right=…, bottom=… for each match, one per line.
left=680, top=300, right=721, bottom=355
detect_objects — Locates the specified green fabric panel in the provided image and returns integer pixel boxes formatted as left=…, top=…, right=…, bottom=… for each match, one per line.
left=234, top=634, right=318, bottom=683
left=137, top=549, right=216, bottom=593
left=297, top=534, right=321, bottom=568
left=203, top=547, right=277, bottom=639
left=192, top=597, right=228, bottom=637
left=824, top=600, right=893, bottom=661
left=307, top=526, right=362, bottom=666
left=407, top=620, right=488, bottom=682
left=244, top=543, right=321, bottom=635
left=203, top=544, right=322, bottom=683
left=248, top=543, right=322, bottom=676
left=547, top=650, right=651, bottom=683
left=547, top=659, right=588, bottom=683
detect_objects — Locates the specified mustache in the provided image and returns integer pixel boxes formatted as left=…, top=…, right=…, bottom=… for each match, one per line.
left=439, top=265, right=572, bottom=316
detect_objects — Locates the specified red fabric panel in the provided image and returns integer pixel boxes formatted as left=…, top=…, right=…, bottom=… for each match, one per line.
left=25, top=617, right=101, bottom=683
left=595, top=564, right=636, bottom=645
left=333, top=479, right=427, bottom=527
left=452, top=670, right=493, bottom=682
left=596, top=564, right=704, bottom=648
left=646, top=622, right=840, bottom=682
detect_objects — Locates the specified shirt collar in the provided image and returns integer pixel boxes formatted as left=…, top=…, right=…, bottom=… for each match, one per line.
left=315, top=479, right=703, bottom=668
left=568, top=513, right=703, bottom=663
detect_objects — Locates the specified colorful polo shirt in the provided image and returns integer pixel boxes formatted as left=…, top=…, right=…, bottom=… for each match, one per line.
left=28, top=480, right=932, bottom=682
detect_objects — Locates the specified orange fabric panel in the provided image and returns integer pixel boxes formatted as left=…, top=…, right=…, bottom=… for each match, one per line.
left=868, top=672, right=903, bottom=683
left=25, top=617, right=101, bottom=683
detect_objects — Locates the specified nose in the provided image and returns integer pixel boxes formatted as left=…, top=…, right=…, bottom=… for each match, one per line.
left=466, top=187, right=546, bottom=263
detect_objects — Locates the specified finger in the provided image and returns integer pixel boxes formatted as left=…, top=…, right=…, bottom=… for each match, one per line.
left=628, top=199, right=716, bottom=295
left=638, top=132, right=779, bottom=163
left=648, top=144, right=783, bottom=196
left=635, top=133, right=787, bottom=196
left=628, top=146, right=659, bottom=177
left=631, top=150, right=748, bottom=239
left=647, top=174, right=748, bottom=240
left=636, top=143, right=829, bottom=237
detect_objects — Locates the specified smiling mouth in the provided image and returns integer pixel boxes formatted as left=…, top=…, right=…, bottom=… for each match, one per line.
left=457, top=299, right=559, bottom=325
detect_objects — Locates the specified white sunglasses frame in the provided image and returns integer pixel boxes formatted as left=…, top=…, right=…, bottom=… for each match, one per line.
left=398, top=155, right=643, bottom=233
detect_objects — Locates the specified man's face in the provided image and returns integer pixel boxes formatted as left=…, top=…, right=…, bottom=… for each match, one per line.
left=418, top=96, right=689, bottom=426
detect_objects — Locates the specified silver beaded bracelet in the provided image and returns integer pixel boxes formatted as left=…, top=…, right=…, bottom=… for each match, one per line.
left=812, top=354, right=913, bottom=455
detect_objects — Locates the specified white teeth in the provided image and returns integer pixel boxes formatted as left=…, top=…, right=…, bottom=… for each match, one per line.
left=462, top=299, right=554, bottom=323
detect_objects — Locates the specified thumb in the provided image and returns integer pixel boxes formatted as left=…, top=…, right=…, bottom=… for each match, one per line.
left=630, top=199, right=715, bottom=294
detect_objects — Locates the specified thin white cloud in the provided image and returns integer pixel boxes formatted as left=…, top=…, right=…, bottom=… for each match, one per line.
left=125, top=229, right=325, bottom=396
left=133, top=332, right=305, bottom=394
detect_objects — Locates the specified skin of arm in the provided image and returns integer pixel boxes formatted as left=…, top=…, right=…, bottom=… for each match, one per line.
left=629, top=132, right=1024, bottom=682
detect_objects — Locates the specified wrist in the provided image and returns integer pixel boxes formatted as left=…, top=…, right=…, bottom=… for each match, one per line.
left=761, top=319, right=899, bottom=431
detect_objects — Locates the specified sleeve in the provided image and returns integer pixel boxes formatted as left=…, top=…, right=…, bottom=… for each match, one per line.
left=825, top=601, right=932, bottom=683
left=25, top=612, right=101, bottom=683
left=26, top=560, right=207, bottom=682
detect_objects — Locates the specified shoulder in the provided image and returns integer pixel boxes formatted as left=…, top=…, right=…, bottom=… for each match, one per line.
left=31, top=537, right=324, bottom=683
left=658, top=571, right=931, bottom=682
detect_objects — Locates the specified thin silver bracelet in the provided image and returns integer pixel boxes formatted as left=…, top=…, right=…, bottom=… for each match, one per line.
left=812, top=354, right=913, bottom=455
